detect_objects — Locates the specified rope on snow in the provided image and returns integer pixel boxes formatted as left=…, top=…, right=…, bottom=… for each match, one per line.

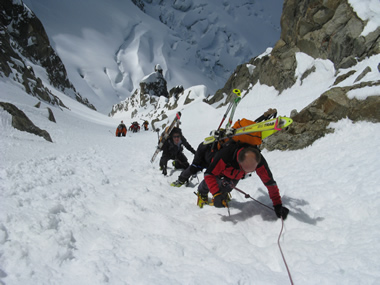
left=231, top=185, right=294, bottom=285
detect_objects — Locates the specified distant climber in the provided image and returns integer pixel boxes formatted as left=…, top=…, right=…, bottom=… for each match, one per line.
left=143, top=120, right=149, bottom=131
left=129, top=121, right=141, bottom=133
left=116, top=121, right=127, bottom=137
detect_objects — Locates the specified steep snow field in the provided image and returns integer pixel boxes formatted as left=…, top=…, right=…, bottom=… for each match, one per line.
left=1, top=72, right=380, bottom=284
left=1, top=0, right=380, bottom=283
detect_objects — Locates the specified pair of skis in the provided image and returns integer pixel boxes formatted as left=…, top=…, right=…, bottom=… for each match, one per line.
left=204, top=89, right=292, bottom=145
left=150, top=112, right=181, bottom=163
left=203, top=116, right=293, bottom=145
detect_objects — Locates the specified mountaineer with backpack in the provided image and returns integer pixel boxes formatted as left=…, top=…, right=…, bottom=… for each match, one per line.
left=143, top=120, right=149, bottom=131
left=159, top=127, right=196, bottom=176
left=171, top=109, right=279, bottom=187
left=171, top=142, right=215, bottom=187
left=129, top=122, right=140, bottom=133
left=116, top=121, right=127, bottom=137
left=193, top=109, right=290, bottom=219
left=195, top=141, right=289, bottom=220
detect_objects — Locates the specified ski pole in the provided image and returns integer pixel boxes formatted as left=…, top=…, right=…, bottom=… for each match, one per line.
left=225, top=89, right=241, bottom=128
left=210, top=89, right=242, bottom=151
left=216, top=89, right=241, bottom=130
left=233, top=186, right=273, bottom=212
left=217, top=100, right=234, bottom=130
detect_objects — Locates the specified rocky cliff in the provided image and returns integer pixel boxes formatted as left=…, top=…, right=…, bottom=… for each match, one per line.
left=0, top=0, right=95, bottom=110
left=208, top=0, right=380, bottom=150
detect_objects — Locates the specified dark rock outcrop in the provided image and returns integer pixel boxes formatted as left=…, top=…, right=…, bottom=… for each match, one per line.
left=206, top=0, right=380, bottom=152
left=209, top=0, right=380, bottom=105
left=0, top=101, right=53, bottom=142
left=109, top=89, right=159, bottom=118
left=169, top=85, right=184, bottom=99
left=47, top=107, right=56, bottom=123
left=262, top=81, right=380, bottom=150
left=131, top=0, right=145, bottom=11
left=140, top=65, right=169, bottom=98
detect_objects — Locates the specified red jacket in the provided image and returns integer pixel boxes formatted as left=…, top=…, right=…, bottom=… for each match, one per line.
left=204, top=143, right=282, bottom=206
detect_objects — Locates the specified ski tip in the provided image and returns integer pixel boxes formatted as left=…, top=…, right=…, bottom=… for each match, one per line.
left=271, top=116, right=293, bottom=131
left=277, top=116, right=293, bottom=129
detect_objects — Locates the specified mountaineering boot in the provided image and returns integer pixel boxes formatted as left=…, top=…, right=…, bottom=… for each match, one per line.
left=195, top=191, right=209, bottom=208
left=170, top=180, right=185, bottom=187
left=170, top=175, right=188, bottom=187
left=212, top=192, right=232, bottom=208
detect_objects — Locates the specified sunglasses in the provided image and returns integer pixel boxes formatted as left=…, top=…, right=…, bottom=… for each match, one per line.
left=173, top=135, right=181, bottom=138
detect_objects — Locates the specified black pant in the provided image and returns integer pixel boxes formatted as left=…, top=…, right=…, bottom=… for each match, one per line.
left=160, top=152, right=189, bottom=170
left=198, top=177, right=239, bottom=196
left=178, top=143, right=214, bottom=182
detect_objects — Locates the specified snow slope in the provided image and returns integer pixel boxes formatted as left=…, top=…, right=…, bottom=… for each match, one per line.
left=1, top=50, right=380, bottom=284
left=1, top=0, right=380, bottom=283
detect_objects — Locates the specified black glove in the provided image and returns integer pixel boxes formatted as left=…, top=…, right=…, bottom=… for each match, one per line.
left=213, top=193, right=227, bottom=208
left=274, top=204, right=289, bottom=220
left=161, top=165, right=167, bottom=176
